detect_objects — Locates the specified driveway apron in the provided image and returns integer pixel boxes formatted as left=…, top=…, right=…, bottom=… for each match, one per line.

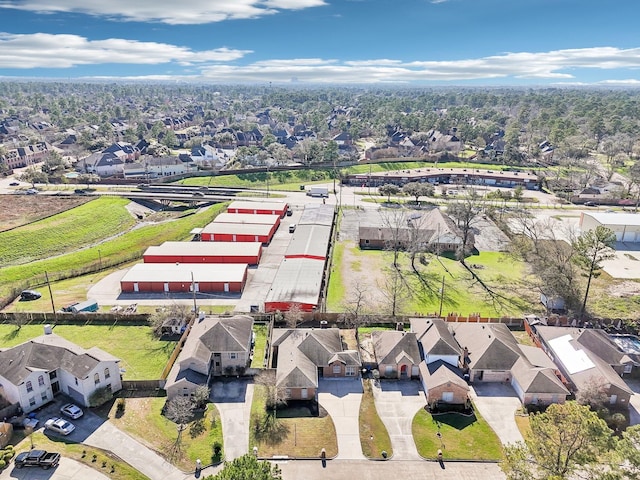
left=318, top=378, right=365, bottom=460
left=211, top=379, right=254, bottom=460
left=372, top=380, right=425, bottom=460
left=469, top=383, right=524, bottom=445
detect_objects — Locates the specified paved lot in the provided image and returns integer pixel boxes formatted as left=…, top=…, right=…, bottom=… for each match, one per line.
left=210, top=379, right=254, bottom=460
left=469, top=383, right=523, bottom=445
left=0, top=457, right=109, bottom=480
left=318, top=378, right=365, bottom=460
left=276, top=459, right=505, bottom=480
left=372, top=380, right=426, bottom=460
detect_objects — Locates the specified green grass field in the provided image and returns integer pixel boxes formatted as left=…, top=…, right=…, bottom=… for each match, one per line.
left=0, top=203, right=226, bottom=307
left=0, top=197, right=135, bottom=266
left=0, top=324, right=174, bottom=379
left=412, top=408, right=503, bottom=460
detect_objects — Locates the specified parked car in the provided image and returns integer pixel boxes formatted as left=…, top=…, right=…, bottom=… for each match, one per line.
left=9, top=181, right=19, bottom=186
left=60, top=403, right=83, bottom=419
left=20, top=290, right=42, bottom=301
left=289, top=223, right=297, bottom=233
left=22, top=414, right=39, bottom=430
left=286, top=207, right=293, bottom=216
left=44, top=417, right=75, bottom=436
left=14, top=450, right=60, bottom=470
left=25, top=188, right=38, bottom=195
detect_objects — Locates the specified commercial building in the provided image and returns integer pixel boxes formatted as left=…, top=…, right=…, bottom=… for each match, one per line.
left=580, top=212, right=640, bottom=242
left=285, top=224, right=332, bottom=260
left=227, top=200, right=288, bottom=218
left=298, top=204, right=335, bottom=226
left=264, top=258, right=325, bottom=312
left=143, top=241, right=262, bottom=265
left=213, top=213, right=281, bottom=238
left=200, top=222, right=275, bottom=244
left=120, top=263, right=248, bottom=294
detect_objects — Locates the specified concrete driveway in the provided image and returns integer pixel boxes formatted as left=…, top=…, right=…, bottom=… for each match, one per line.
left=210, top=378, right=254, bottom=460
left=469, top=383, right=523, bottom=445
left=0, top=457, right=109, bottom=480
left=372, top=380, right=426, bottom=460
left=318, top=378, right=364, bottom=460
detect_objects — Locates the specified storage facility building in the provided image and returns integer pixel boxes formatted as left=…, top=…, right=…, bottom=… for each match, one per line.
left=285, top=224, right=332, bottom=260
left=264, top=258, right=325, bottom=312
left=143, top=241, right=262, bottom=265
left=200, top=222, right=275, bottom=244
left=299, top=204, right=335, bottom=226
left=227, top=200, right=288, bottom=218
left=580, top=212, right=640, bottom=242
left=213, top=213, right=281, bottom=237
left=120, top=263, right=248, bottom=294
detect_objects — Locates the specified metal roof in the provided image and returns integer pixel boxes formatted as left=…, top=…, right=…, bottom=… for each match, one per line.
left=201, top=222, right=274, bottom=235
left=299, top=204, right=335, bottom=226
left=583, top=212, right=640, bottom=227
left=286, top=224, right=332, bottom=258
left=121, top=263, right=248, bottom=283
left=144, top=241, right=262, bottom=257
left=228, top=200, right=287, bottom=211
left=214, top=213, right=280, bottom=225
left=265, top=258, right=324, bottom=306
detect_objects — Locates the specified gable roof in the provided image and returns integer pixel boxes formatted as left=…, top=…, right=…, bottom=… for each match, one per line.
left=449, top=323, right=523, bottom=371
left=410, top=318, right=461, bottom=357
left=511, top=357, right=569, bottom=395
left=372, top=331, right=420, bottom=365
left=0, top=333, right=119, bottom=385
left=419, top=360, right=469, bottom=391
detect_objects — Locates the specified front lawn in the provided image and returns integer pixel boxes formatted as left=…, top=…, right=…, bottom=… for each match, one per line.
left=105, top=396, right=223, bottom=470
left=251, top=324, right=268, bottom=368
left=15, top=431, right=148, bottom=480
left=249, top=385, right=338, bottom=458
left=0, top=324, right=174, bottom=380
left=359, top=379, right=392, bottom=458
left=412, top=408, right=503, bottom=460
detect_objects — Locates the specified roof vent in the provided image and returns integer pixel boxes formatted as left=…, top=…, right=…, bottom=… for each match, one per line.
left=44, top=324, right=53, bottom=335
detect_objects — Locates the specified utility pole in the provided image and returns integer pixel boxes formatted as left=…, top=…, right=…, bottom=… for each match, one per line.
left=44, top=271, right=55, bottom=314
left=438, top=275, right=445, bottom=318
left=190, top=271, right=198, bottom=314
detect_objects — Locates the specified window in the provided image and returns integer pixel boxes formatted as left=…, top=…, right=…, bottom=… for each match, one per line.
left=75, top=378, right=78, bottom=385
left=38, top=375, right=45, bottom=386
left=346, top=366, right=357, bottom=377
left=624, top=364, right=633, bottom=374
left=229, top=353, right=237, bottom=360
left=41, top=392, right=48, bottom=402
left=442, top=392, right=454, bottom=403
left=104, top=368, right=110, bottom=379
left=26, top=381, right=33, bottom=393
left=333, top=365, right=341, bottom=374
left=94, top=373, right=100, bottom=385
left=285, top=389, right=291, bottom=399
left=49, top=370, right=57, bottom=380
left=29, top=397, right=36, bottom=407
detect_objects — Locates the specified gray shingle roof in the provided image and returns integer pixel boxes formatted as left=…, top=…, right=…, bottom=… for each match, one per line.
left=371, top=331, right=420, bottom=365
left=411, top=318, right=462, bottom=357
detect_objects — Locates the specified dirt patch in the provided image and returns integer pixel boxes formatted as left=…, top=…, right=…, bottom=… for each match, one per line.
left=340, top=241, right=388, bottom=308
left=609, top=281, right=640, bottom=298
left=0, top=194, right=91, bottom=231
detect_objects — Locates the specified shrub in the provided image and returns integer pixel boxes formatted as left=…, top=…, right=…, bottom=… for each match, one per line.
left=116, top=398, right=126, bottom=413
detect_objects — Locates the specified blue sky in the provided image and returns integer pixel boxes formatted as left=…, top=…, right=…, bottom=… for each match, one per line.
left=0, top=0, right=639, bottom=85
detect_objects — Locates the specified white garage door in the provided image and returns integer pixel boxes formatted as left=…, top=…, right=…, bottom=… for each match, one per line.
left=478, top=370, right=510, bottom=382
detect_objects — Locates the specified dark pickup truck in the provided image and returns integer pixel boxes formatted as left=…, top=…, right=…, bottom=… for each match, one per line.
left=14, top=450, right=61, bottom=470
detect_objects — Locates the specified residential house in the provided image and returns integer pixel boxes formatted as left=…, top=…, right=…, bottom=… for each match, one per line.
left=270, top=328, right=360, bottom=401
left=123, top=156, right=197, bottom=179
left=78, top=152, right=125, bottom=177
left=332, top=132, right=353, bottom=148
left=412, top=318, right=568, bottom=407
left=0, top=330, right=122, bottom=413
left=533, top=325, right=633, bottom=408
left=359, top=208, right=467, bottom=253
left=418, top=360, right=470, bottom=408
left=164, top=315, right=254, bottom=399
left=3, top=142, right=49, bottom=169
left=371, top=330, right=421, bottom=379
left=104, top=142, right=139, bottom=162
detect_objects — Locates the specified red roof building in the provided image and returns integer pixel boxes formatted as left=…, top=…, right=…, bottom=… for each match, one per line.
left=200, top=222, right=275, bottom=244
left=143, top=241, right=262, bottom=265
left=227, top=200, right=288, bottom=218
left=120, top=263, right=248, bottom=294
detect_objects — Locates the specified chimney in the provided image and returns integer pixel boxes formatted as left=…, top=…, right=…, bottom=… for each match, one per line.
left=44, top=324, right=53, bottom=335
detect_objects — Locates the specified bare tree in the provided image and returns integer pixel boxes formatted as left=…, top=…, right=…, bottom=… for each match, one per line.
left=193, top=385, right=210, bottom=409
left=446, top=191, right=482, bottom=259
left=576, top=376, right=610, bottom=410
left=377, top=267, right=409, bottom=318
left=255, top=370, right=288, bottom=415
left=284, top=303, right=304, bottom=328
left=379, top=208, right=408, bottom=268
left=148, top=304, right=193, bottom=337
left=165, top=396, right=195, bottom=456
left=341, top=280, right=371, bottom=335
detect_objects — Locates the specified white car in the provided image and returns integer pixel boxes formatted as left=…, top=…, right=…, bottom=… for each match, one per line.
left=44, top=417, right=75, bottom=436
left=60, top=403, right=83, bottom=419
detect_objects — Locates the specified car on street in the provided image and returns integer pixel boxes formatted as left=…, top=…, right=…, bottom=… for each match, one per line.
left=20, top=290, right=42, bottom=301
left=289, top=223, right=297, bottom=233
left=25, top=188, right=38, bottom=195
left=60, top=403, right=83, bottom=419
left=44, top=417, right=75, bottom=436
left=9, top=181, right=19, bottom=186
left=286, top=207, right=293, bottom=216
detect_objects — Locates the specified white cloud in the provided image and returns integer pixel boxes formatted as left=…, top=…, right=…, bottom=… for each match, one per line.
left=3, top=37, right=640, bottom=85
left=0, top=0, right=326, bottom=24
left=0, top=33, right=251, bottom=68
left=597, top=79, right=640, bottom=85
